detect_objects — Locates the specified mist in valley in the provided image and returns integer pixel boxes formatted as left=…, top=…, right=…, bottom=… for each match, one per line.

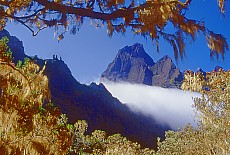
left=102, top=81, right=201, bottom=130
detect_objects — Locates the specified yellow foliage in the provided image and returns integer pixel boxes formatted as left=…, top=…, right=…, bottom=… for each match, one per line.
left=0, top=37, right=73, bottom=154
left=0, top=37, right=156, bottom=154
left=0, top=0, right=228, bottom=59
left=157, top=69, right=230, bottom=154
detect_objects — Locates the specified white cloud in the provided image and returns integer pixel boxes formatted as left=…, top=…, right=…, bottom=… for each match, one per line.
left=102, top=81, right=201, bottom=130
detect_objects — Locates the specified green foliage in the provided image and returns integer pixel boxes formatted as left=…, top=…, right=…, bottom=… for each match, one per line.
left=16, top=57, right=34, bottom=70
left=16, top=60, right=23, bottom=68
left=0, top=36, right=12, bottom=62
left=69, top=122, right=156, bottom=155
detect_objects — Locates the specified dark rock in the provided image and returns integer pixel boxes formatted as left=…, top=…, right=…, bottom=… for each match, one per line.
left=101, top=43, right=154, bottom=85
left=41, top=58, right=169, bottom=149
left=101, top=43, right=183, bottom=88
left=150, top=55, right=183, bottom=88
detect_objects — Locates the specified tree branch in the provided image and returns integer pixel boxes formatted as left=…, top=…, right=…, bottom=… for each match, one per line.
left=0, top=1, right=10, bottom=6
left=34, top=0, right=150, bottom=21
left=13, top=8, right=44, bottom=20
left=14, top=18, right=47, bottom=36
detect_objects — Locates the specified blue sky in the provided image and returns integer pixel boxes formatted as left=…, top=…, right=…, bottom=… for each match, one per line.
left=5, top=0, right=230, bottom=83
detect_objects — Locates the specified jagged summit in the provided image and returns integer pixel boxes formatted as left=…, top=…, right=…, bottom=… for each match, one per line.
left=101, top=43, right=183, bottom=88
left=117, top=43, right=155, bottom=64
left=159, top=55, right=172, bottom=61
left=101, top=43, right=155, bottom=85
left=151, top=55, right=183, bottom=88
left=153, top=55, right=176, bottom=72
left=196, top=68, right=206, bottom=77
left=119, top=43, right=145, bottom=55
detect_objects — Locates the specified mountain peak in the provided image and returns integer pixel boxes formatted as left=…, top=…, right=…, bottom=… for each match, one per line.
left=155, top=55, right=175, bottom=69
left=101, top=43, right=154, bottom=85
left=150, top=55, right=182, bottom=88
left=197, top=68, right=205, bottom=73
left=118, top=43, right=147, bottom=58
left=101, top=46, right=183, bottom=88
left=160, top=55, right=172, bottom=61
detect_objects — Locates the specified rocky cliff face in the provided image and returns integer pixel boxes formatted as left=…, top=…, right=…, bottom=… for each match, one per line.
left=101, top=43, right=154, bottom=85
left=150, top=55, right=183, bottom=88
left=101, top=43, right=183, bottom=88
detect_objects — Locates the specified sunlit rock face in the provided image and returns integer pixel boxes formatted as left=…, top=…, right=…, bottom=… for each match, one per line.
left=101, top=43, right=183, bottom=88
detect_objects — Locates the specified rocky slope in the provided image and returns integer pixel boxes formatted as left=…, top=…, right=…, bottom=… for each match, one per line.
left=101, top=43, right=183, bottom=88
left=150, top=55, right=183, bottom=88
left=42, top=58, right=169, bottom=149
left=0, top=30, right=169, bottom=149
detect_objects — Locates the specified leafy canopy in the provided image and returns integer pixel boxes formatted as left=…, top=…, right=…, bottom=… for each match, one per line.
left=0, top=0, right=229, bottom=60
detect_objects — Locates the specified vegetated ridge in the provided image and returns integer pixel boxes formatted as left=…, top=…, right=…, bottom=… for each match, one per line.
left=0, top=29, right=169, bottom=149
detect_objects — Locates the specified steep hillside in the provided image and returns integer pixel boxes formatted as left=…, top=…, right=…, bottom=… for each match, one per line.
left=41, top=57, right=169, bottom=149
left=0, top=30, right=169, bottom=149
left=150, top=55, right=183, bottom=88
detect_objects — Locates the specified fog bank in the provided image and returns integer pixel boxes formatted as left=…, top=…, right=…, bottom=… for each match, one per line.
left=102, top=81, right=201, bottom=130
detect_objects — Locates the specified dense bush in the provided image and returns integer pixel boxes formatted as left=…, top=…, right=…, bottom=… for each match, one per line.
left=0, top=37, right=73, bottom=154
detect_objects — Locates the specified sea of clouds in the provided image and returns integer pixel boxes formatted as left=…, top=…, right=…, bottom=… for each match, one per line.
left=101, top=81, right=201, bottom=130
